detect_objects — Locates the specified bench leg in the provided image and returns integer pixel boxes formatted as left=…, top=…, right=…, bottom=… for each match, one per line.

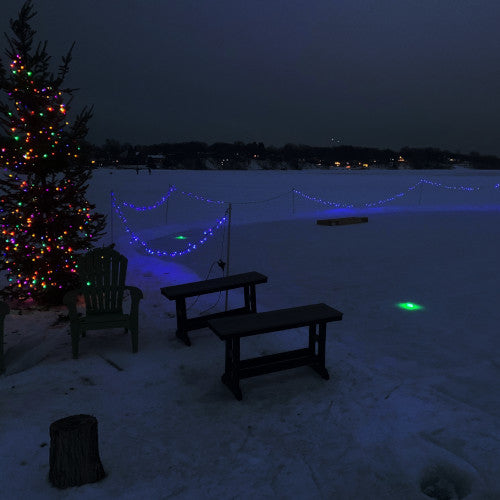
left=175, top=298, right=191, bottom=346
left=309, top=322, right=329, bottom=380
left=244, top=286, right=250, bottom=311
left=221, top=337, right=242, bottom=400
left=249, top=284, right=257, bottom=312
left=243, top=284, right=258, bottom=313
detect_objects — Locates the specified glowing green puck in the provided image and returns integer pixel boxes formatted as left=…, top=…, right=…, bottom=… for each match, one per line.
left=397, top=302, right=424, bottom=311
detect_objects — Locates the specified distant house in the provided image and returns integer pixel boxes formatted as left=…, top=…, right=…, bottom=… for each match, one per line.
left=147, top=154, right=165, bottom=167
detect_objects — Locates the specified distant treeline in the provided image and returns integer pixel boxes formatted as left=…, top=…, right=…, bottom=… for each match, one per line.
left=3, top=134, right=500, bottom=169
left=91, top=140, right=500, bottom=170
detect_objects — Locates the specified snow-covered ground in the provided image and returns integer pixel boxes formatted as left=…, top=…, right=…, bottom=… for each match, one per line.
left=1, top=167, right=500, bottom=499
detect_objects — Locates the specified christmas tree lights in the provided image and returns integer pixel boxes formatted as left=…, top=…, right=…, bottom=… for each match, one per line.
left=0, top=1, right=105, bottom=304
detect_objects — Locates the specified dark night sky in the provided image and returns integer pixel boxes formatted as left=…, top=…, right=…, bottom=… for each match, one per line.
left=3, top=0, right=500, bottom=154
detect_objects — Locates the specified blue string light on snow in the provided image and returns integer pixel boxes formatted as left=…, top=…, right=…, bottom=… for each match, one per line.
left=363, top=181, right=421, bottom=208
left=418, top=178, right=480, bottom=191
left=115, top=185, right=177, bottom=211
left=293, top=189, right=353, bottom=208
left=114, top=185, right=293, bottom=211
left=179, top=190, right=227, bottom=205
left=110, top=192, right=228, bottom=257
left=113, top=177, right=488, bottom=214
left=295, top=178, right=484, bottom=209
left=112, top=185, right=228, bottom=212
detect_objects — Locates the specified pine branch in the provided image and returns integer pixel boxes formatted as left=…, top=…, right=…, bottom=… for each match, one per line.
left=54, top=41, right=74, bottom=87
left=32, top=40, right=51, bottom=80
left=8, top=0, right=37, bottom=58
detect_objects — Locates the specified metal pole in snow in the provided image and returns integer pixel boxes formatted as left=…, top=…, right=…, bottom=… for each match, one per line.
left=292, top=188, right=295, bottom=215
left=418, top=181, right=424, bottom=206
left=110, top=190, right=114, bottom=244
left=166, top=184, right=171, bottom=224
left=224, top=203, right=232, bottom=311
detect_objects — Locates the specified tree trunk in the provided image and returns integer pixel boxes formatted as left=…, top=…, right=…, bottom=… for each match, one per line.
left=49, top=414, right=105, bottom=489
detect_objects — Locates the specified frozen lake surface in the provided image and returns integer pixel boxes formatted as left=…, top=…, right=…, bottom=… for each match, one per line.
left=1, top=167, right=500, bottom=499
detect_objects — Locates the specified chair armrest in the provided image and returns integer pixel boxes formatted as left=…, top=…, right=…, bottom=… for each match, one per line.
left=124, top=286, right=143, bottom=302
left=63, top=289, right=83, bottom=322
left=124, top=286, right=143, bottom=317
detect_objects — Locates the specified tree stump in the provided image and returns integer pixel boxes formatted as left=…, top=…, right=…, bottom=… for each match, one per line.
left=49, top=414, right=105, bottom=489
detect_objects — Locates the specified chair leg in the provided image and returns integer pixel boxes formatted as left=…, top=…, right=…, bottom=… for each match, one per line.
left=131, top=327, right=138, bottom=353
left=71, top=328, right=80, bottom=359
left=0, top=333, right=4, bottom=374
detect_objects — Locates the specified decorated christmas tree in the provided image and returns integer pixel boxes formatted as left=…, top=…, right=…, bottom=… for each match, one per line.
left=0, top=1, right=106, bottom=305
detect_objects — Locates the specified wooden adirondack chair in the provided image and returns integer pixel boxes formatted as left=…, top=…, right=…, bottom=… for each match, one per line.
left=63, top=247, right=143, bottom=359
left=0, top=300, right=10, bottom=373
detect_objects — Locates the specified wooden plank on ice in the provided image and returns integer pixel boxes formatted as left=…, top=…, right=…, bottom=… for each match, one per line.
left=316, top=216, right=368, bottom=226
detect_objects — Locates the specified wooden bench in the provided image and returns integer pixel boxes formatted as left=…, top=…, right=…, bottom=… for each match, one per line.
left=160, top=271, right=268, bottom=346
left=208, top=303, right=343, bottom=400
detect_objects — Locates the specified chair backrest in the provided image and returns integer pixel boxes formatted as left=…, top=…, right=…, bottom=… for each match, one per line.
left=78, top=247, right=128, bottom=315
left=0, top=301, right=9, bottom=321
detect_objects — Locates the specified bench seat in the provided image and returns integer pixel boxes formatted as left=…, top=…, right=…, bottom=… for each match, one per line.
left=208, top=303, right=343, bottom=400
left=209, top=303, right=342, bottom=339
left=161, top=271, right=267, bottom=300
left=160, top=271, right=268, bottom=345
